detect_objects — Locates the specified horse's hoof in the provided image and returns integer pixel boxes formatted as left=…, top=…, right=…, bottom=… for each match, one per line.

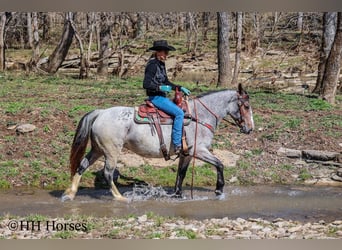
left=169, top=192, right=183, bottom=199
left=115, top=196, right=129, bottom=203
left=61, top=194, right=74, bottom=202
left=215, top=190, right=225, bottom=200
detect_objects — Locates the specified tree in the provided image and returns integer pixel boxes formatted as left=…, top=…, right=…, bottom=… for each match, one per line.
left=97, top=12, right=111, bottom=77
left=201, top=12, right=210, bottom=41
left=28, top=12, right=40, bottom=70
left=297, top=12, right=304, bottom=32
left=27, top=12, right=33, bottom=49
left=313, top=12, right=337, bottom=94
left=0, top=12, right=7, bottom=71
left=320, top=12, right=342, bottom=104
left=217, top=12, right=231, bottom=87
left=232, top=12, right=243, bottom=85
left=43, top=12, right=75, bottom=74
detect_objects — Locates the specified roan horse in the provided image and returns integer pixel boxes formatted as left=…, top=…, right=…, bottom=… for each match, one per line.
left=62, top=84, right=254, bottom=202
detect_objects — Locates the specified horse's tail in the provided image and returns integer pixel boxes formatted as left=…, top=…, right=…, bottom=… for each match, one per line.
left=69, top=110, right=101, bottom=177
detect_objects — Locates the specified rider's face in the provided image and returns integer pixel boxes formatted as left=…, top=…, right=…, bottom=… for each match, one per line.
left=156, top=50, right=168, bottom=61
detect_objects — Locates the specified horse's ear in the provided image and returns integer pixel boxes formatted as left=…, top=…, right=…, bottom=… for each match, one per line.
left=238, top=83, right=243, bottom=95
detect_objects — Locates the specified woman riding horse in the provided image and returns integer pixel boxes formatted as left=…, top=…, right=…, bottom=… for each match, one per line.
left=143, top=40, right=191, bottom=155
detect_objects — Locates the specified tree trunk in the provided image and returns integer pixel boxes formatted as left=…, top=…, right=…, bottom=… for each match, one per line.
left=44, top=12, right=75, bottom=74
left=313, top=12, right=337, bottom=94
left=27, top=12, right=33, bottom=49
left=97, top=13, right=111, bottom=77
left=297, top=12, right=303, bottom=32
left=134, top=12, right=144, bottom=38
left=321, top=12, right=342, bottom=104
left=42, top=13, right=50, bottom=41
left=185, top=12, right=193, bottom=53
left=69, top=18, right=88, bottom=79
left=253, top=12, right=261, bottom=49
left=217, top=12, right=231, bottom=87
left=0, top=12, right=7, bottom=71
left=177, top=13, right=184, bottom=36
left=232, top=12, right=242, bottom=86
left=202, top=12, right=210, bottom=41
left=28, top=12, right=40, bottom=70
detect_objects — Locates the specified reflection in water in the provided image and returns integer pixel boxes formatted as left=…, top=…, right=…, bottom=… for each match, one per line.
left=0, top=185, right=341, bottom=222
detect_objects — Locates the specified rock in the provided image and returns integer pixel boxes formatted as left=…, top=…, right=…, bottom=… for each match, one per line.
left=287, top=225, right=302, bottom=233
left=229, top=176, right=238, bottom=183
left=16, top=124, right=36, bottom=133
left=302, top=150, right=339, bottom=161
left=137, top=215, right=147, bottom=223
left=277, top=147, right=301, bottom=158
left=331, top=174, right=342, bottom=182
left=332, top=220, right=342, bottom=225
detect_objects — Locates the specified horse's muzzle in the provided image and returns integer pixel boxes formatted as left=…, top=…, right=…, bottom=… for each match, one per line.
left=240, top=125, right=253, bottom=134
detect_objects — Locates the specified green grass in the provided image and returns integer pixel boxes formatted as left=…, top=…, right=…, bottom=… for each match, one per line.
left=0, top=72, right=341, bottom=189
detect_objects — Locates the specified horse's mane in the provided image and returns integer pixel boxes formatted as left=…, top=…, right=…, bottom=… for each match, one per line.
left=195, top=89, right=232, bottom=98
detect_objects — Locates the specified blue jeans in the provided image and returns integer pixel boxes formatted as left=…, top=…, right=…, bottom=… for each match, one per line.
left=149, top=95, right=184, bottom=147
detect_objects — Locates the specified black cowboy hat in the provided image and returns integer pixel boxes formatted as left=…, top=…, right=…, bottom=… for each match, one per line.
left=148, top=40, right=176, bottom=51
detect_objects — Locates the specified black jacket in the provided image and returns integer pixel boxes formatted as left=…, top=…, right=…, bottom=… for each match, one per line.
left=143, top=58, right=179, bottom=97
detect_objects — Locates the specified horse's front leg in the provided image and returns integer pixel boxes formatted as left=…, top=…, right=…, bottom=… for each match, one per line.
left=195, top=148, right=225, bottom=196
left=174, top=155, right=192, bottom=197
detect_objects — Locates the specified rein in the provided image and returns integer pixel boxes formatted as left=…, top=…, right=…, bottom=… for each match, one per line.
left=187, top=97, right=220, bottom=134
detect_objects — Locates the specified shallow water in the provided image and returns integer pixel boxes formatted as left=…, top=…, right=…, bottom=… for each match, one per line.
left=0, top=185, right=341, bottom=222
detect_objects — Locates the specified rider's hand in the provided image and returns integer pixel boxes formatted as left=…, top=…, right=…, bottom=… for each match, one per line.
left=159, top=85, right=172, bottom=93
left=180, top=86, right=191, bottom=96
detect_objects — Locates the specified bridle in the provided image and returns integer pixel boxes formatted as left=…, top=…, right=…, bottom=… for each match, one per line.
left=233, top=92, right=250, bottom=129
left=191, top=92, right=250, bottom=133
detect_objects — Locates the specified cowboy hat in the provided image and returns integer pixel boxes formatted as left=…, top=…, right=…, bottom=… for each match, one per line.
left=148, top=40, right=176, bottom=51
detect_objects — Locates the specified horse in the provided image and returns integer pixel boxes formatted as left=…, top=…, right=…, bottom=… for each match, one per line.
left=61, top=84, right=254, bottom=202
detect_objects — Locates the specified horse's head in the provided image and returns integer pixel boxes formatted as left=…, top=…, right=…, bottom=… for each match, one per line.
left=228, top=84, right=254, bottom=134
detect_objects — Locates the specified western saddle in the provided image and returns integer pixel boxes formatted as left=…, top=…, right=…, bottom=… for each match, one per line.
left=134, top=89, right=190, bottom=160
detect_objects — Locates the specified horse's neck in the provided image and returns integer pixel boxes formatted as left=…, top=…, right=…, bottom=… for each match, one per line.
left=189, top=90, right=235, bottom=127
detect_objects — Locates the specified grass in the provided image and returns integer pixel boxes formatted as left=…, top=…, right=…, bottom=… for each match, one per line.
left=0, top=72, right=341, bottom=189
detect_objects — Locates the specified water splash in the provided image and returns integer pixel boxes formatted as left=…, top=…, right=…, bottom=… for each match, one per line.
left=124, top=184, right=170, bottom=201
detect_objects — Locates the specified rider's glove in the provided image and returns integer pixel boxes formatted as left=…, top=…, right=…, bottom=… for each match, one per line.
left=180, top=86, right=191, bottom=96
left=159, top=85, right=172, bottom=93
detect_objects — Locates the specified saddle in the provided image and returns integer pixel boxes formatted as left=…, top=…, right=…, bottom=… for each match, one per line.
left=134, top=88, right=191, bottom=160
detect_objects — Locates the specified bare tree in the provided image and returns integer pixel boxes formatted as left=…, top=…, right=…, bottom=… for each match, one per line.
left=43, top=12, right=75, bottom=74
left=313, top=12, right=337, bottom=94
left=202, top=12, right=210, bottom=41
left=232, top=12, right=243, bottom=86
left=297, top=12, right=304, bottom=32
left=217, top=12, right=231, bottom=87
left=97, top=12, right=111, bottom=77
left=69, top=18, right=88, bottom=79
left=27, top=12, right=33, bottom=49
left=28, top=12, right=40, bottom=69
left=253, top=13, right=261, bottom=49
left=0, top=12, right=7, bottom=71
left=320, top=12, right=342, bottom=104
left=41, top=13, right=50, bottom=41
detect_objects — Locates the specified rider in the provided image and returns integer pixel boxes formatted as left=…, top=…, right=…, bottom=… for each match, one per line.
left=143, top=40, right=191, bottom=155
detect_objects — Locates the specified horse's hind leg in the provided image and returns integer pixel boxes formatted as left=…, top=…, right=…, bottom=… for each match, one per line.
left=174, top=155, right=192, bottom=197
left=62, top=149, right=101, bottom=201
left=103, top=153, right=128, bottom=202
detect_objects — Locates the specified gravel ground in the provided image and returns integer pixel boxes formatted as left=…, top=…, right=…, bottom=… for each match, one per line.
left=1, top=215, right=341, bottom=239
